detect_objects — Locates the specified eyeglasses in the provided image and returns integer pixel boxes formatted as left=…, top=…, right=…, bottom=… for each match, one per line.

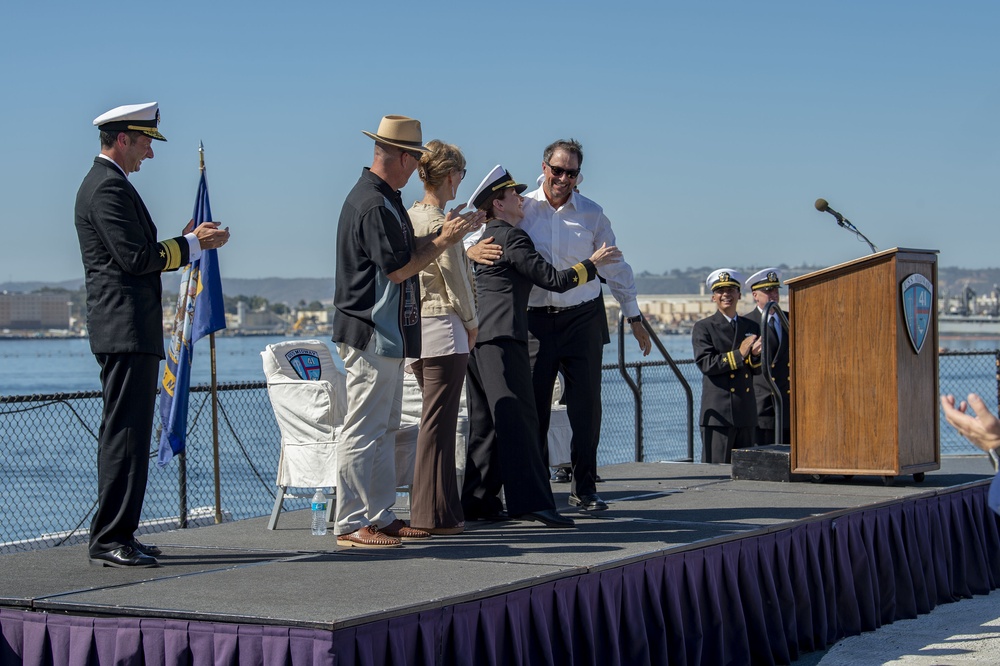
left=404, top=150, right=423, bottom=162
left=545, top=161, right=580, bottom=179
left=455, top=168, right=467, bottom=181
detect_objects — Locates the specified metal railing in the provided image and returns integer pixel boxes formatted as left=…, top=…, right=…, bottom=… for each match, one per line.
left=1, top=350, right=997, bottom=554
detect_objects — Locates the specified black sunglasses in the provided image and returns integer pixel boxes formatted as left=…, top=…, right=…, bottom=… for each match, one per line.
left=545, top=161, right=580, bottom=179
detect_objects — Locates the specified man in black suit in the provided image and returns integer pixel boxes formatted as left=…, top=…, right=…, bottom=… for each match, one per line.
left=75, top=102, right=230, bottom=567
left=743, top=268, right=791, bottom=445
left=692, top=269, right=762, bottom=463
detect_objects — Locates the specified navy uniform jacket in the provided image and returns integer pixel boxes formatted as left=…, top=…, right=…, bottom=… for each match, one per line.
left=744, top=307, right=790, bottom=430
left=475, top=218, right=596, bottom=345
left=692, top=311, right=761, bottom=428
left=75, top=157, right=189, bottom=357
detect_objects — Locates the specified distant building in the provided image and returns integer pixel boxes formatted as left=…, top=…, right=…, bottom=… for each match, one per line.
left=604, top=291, right=785, bottom=334
left=0, top=293, right=70, bottom=330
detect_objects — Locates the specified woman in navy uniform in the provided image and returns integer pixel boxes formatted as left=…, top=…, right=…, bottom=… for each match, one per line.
left=461, top=166, right=620, bottom=527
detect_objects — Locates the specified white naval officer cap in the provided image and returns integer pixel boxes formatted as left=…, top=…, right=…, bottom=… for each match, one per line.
left=744, top=268, right=782, bottom=293
left=467, top=165, right=528, bottom=211
left=93, top=102, right=166, bottom=141
left=706, top=269, right=744, bottom=292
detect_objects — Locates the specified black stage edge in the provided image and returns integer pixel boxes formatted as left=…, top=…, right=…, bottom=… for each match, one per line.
left=2, top=459, right=999, bottom=666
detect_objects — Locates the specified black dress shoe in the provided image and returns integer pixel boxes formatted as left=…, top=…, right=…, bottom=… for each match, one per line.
left=569, top=493, right=608, bottom=511
left=132, top=539, right=162, bottom=557
left=89, top=545, right=159, bottom=568
left=553, top=468, right=571, bottom=483
left=518, top=509, right=576, bottom=528
left=467, top=510, right=511, bottom=522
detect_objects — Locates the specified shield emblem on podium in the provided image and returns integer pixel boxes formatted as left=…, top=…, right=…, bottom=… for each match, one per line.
left=901, top=274, right=933, bottom=354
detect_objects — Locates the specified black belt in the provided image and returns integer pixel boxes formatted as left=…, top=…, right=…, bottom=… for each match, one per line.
left=527, top=298, right=597, bottom=315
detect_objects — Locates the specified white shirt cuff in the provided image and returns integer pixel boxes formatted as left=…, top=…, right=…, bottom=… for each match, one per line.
left=185, top=233, right=202, bottom=263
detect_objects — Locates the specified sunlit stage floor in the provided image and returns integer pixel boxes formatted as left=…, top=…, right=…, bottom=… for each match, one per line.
left=2, top=458, right=998, bottom=665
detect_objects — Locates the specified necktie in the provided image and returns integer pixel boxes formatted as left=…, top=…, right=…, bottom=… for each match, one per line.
left=769, top=315, right=781, bottom=344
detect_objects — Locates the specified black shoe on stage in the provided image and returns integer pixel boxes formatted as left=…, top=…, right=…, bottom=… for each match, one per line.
left=132, top=539, right=162, bottom=557
left=89, top=545, right=159, bottom=568
left=466, top=509, right=511, bottom=522
left=553, top=468, right=571, bottom=483
left=518, top=509, right=576, bottom=528
left=568, top=493, right=608, bottom=512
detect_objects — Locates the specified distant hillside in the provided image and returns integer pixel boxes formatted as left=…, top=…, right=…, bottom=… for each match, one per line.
left=4, top=264, right=996, bottom=304
left=201, top=277, right=336, bottom=305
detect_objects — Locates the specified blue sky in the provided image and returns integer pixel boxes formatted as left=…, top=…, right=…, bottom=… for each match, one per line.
left=1, top=1, right=997, bottom=282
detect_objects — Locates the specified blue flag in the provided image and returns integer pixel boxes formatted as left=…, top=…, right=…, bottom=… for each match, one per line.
left=158, top=164, right=226, bottom=466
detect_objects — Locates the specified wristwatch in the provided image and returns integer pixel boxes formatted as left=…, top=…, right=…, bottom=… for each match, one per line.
left=626, top=314, right=643, bottom=324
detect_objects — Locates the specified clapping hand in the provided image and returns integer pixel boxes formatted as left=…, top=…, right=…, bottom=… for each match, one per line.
left=440, top=207, right=485, bottom=244
left=739, top=334, right=759, bottom=359
left=941, top=393, right=1000, bottom=453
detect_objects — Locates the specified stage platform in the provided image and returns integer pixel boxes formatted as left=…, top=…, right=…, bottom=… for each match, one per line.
left=3, top=458, right=1000, bottom=665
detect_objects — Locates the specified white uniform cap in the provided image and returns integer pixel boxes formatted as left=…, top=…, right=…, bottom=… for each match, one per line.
left=93, top=102, right=166, bottom=141
left=706, top=268, right=744, bottom=292
left=744, top=268, right=782, bottom=292
left=467, top=165, right=527, bottom=211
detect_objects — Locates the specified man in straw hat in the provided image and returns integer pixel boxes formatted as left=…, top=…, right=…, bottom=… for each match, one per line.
left=692, top=269, right=762, bottom=463
left=331, top=115, right=484, bottom=548
left=743, top=268, right=791, bottom=445
left=76, top=102, right=231, bottom=568
left=461, top=165, right=621, bottom=528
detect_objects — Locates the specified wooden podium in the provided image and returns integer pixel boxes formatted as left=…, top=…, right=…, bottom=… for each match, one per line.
left=785, top=248, right=940, bottom=480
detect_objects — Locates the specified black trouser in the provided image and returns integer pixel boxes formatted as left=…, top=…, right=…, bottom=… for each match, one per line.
left=700, top=425, right=754, bottom=464
left=90, top=353, right=159, bottom=556
left=528, top=299, right=605, bottom=498
left=462, top=339, right=556, bottom=517
left=755, top=426, right=791, bottom=447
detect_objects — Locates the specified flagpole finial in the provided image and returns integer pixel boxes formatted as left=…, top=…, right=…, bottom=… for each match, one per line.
left=199, top=141, right=205, bottom=172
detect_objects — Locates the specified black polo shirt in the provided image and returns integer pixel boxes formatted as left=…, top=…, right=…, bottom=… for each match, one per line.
left=332, top=168, right=420, bottom=358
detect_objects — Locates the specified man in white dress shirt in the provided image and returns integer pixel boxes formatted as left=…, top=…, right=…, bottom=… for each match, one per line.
left=500, top=139, right=651, bottom=511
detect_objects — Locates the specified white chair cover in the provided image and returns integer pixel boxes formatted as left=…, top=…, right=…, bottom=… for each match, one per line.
left=262, top=339, right=346, bottom=488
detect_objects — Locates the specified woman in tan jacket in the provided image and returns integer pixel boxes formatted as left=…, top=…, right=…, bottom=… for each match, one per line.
left=407, top=140, right=477, bottom=534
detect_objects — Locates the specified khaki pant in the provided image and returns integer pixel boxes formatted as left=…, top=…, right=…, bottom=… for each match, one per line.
left=334, top=341, right=404, bottom=536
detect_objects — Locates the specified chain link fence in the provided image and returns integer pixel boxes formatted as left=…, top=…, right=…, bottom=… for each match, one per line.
left=2, top=351, right=997, bottom=554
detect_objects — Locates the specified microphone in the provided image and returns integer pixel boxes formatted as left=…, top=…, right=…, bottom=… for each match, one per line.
left=813, top=198, right=879, bottom=254
left=814, top=198, right=845, bottom=225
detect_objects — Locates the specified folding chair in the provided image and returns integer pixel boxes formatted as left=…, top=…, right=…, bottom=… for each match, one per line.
left=261, top=339, right=345, bottom=530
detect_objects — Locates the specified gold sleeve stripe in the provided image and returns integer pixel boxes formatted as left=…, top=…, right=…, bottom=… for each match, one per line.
left=160, top=238, right=182, bottom=271
left=571, top=262, right=589, bottom=285
left=726, top=351, right=736, bottom=369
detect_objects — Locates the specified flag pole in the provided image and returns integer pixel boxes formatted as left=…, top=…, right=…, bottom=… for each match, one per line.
left=201, top=142, right=223, bottom=525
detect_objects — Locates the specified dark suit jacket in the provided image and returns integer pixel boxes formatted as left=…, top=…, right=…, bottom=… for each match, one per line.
left=744, top=306, right=790, bottom=429
left=475, top=218, right=596, bottom=345
left=692, top=310, right=760, bottom=428
left=75, top=157, right=189, bottom=357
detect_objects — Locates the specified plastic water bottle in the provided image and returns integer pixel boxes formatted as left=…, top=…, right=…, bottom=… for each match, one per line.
left=311, top=490, right=327, bottom=536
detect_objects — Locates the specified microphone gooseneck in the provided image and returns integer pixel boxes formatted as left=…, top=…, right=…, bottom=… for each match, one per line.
left=813, top=198, right=879, bottom=254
